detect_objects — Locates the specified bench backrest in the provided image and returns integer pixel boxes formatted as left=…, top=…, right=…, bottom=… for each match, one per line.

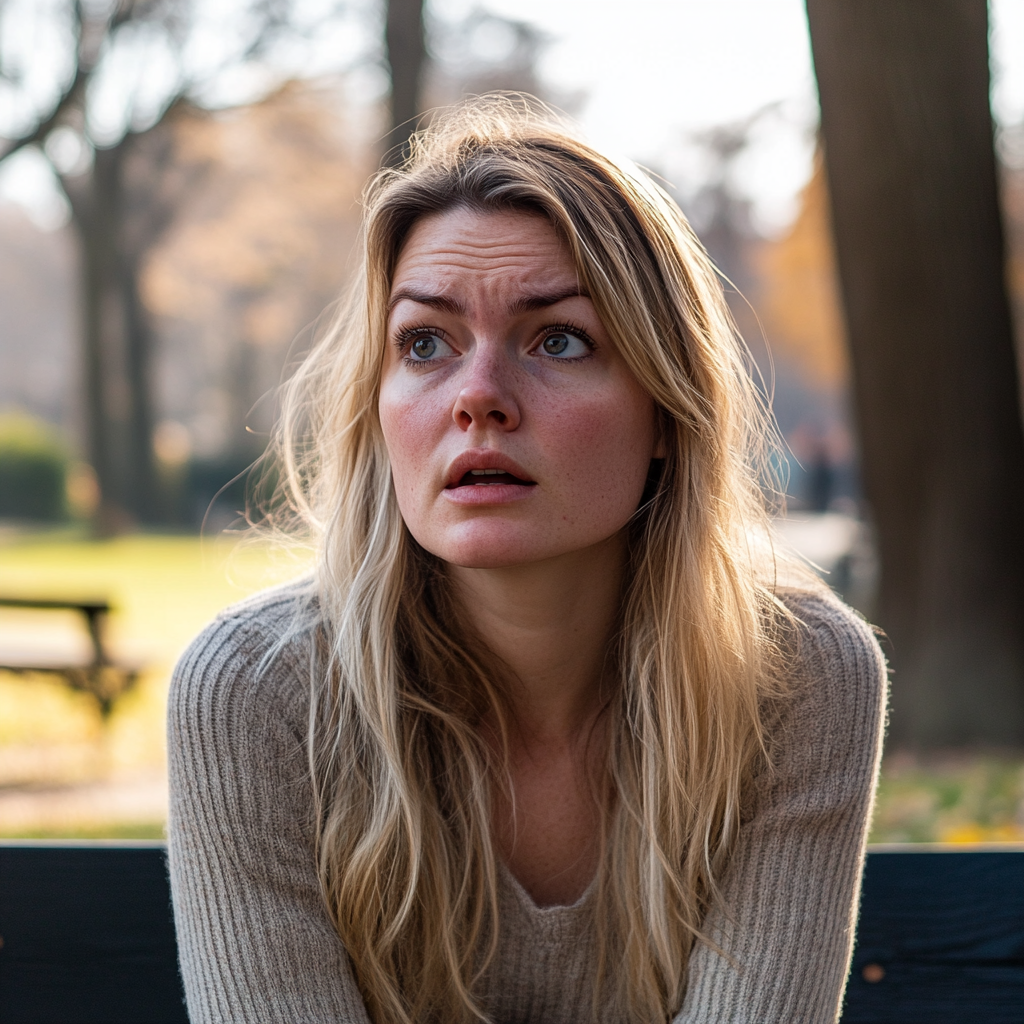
left=843, top=846, right=1024, bottom=1023
left=1, top=843, right=1022, bottom=1023
left=0, top=843, right=186, bottom=1024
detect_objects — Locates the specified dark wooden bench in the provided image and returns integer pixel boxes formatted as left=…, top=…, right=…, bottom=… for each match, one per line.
left=0, top=597, right=140, bottom=719
left=0, top=842, right=1021, bottom=1023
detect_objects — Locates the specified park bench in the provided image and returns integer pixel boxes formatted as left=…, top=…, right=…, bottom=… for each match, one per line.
left=0, top=843, right=1022, bottom=1023
left=0, top=597, right=140, bottom=719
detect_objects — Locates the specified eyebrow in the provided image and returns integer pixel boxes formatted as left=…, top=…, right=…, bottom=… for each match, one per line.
left=387, top=287, right=587, bottom=317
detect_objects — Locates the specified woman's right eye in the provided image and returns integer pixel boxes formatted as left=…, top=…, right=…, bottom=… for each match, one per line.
left=404, top=332, right=455, bottom=362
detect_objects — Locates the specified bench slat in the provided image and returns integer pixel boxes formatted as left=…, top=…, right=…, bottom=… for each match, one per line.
left=841, top=850, right=1024, bottom=1023
left=0, top=845, right=187, bottom=1024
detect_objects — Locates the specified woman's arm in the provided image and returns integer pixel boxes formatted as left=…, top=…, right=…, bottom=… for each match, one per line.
left=167, top=591, right=372, bottom=1024
left=675, top=593, right=888, bottom=1024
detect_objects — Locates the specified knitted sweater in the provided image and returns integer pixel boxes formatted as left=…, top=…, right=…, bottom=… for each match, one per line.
left=167, top=582, right=887, bottom=1024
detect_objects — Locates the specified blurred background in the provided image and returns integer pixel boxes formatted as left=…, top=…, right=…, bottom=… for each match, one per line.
left=0, top=0, right=1022, bottom=842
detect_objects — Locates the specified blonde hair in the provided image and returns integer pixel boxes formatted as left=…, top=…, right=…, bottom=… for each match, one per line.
left=270, top=95, right=810, bottom=1023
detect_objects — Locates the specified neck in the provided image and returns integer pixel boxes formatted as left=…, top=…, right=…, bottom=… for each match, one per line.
left=448, top=533, right=626, bottom=745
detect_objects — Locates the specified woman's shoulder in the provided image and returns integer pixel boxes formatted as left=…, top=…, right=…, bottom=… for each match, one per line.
left=169, top=576, right=319, bottom=736
left=779, top=587, right=885, bottom=672
left=772, top=587, right=889, bottom=746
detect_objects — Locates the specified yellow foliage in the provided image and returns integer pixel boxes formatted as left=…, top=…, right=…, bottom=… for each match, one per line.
left=940, top=823, right=1024, bottom=844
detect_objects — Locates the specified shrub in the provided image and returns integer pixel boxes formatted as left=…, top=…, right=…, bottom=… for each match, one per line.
left=0, top=414, right=69, bottom=522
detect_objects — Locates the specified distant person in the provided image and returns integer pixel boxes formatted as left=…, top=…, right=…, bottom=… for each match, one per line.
left=807, top=439, right=835, bottom=513
left=167, top=96, right=886, bottom=1024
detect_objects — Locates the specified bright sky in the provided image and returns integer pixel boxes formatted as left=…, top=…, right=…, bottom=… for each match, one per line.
left=436, top=0, right=816, bottom=146
left=3, top=0, right=1024, bottom=232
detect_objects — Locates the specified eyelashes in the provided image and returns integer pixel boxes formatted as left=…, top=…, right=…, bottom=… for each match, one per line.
left=393, top=323, right=445, bottom=349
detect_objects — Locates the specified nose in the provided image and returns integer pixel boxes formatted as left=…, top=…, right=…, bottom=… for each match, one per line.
left=452, top=347, right=521, bottom=432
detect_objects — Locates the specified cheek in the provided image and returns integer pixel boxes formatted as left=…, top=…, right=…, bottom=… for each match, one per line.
left=378, top=383, right=447, bottom=497
left=541, top=389, right=655, bottom=512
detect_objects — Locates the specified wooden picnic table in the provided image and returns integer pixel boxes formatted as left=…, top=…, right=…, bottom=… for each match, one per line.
left=0, top=596, right=140, bottom=719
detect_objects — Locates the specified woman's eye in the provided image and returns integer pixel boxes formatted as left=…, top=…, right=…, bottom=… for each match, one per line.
left=539, top=331, right=590, bottom=358
left=405, top=333, right=454, bottom=361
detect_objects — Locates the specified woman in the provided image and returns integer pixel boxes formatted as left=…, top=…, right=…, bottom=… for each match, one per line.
left=168, top=96, right=886, bottom=1024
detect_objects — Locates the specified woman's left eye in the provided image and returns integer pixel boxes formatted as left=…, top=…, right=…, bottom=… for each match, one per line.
left=404, top=332, right=456, bottom=361
left=537, top=331, right=590, bottom=359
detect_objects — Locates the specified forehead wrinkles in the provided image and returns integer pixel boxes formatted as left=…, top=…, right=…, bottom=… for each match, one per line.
left=396, top=231, right=570, bottom=272
left=395, top=208, right=574, bottom=271
left=392, top=253, right=580, bottom=322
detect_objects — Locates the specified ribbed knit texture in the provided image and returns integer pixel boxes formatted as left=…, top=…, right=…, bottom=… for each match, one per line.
left=167, top=582, right=887, bottom=1024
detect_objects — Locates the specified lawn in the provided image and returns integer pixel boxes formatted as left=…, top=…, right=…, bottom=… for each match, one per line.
left=0, top=530, right=1021, bottom=843
left=0, top=530, right=309, bottom=836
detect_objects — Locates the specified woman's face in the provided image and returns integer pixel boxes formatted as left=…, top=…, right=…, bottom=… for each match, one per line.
left=379, top=206, right=660, bottom=569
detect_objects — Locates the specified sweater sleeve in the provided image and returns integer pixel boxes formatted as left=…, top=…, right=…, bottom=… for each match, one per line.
left=674, top=593, right=888, bottom=1024
left=166, top=593, right=372, bottom=1024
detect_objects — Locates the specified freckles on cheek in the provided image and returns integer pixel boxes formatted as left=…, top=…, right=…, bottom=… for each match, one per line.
left=379, top=390, right=446, bottom=494
left=546, top=396, right=653, bottom=512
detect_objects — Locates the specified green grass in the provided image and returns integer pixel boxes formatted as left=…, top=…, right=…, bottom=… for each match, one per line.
left=0, top=821, right=166, bottom=840
left=0, top=531, right=309, bottom=837
left=0, top=531, right=308, bottom=666
left=869, top=753, right=1024, bottom=844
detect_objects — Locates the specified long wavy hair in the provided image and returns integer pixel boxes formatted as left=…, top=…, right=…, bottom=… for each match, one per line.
left=269, top=95, right=810, bottom=1023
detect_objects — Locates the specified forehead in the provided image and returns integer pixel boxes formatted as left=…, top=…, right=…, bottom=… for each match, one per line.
left=390, top=207, right=578, bottom=297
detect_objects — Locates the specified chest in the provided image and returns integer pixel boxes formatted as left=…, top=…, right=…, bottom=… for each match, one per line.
left=494, top=747, right=602, bottom=908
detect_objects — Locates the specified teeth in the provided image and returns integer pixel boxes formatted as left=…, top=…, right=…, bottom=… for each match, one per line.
left=470, top=469, right=504, bottom=475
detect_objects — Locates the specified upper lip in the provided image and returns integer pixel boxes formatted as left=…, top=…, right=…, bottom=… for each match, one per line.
left=444, top=449, right=536, bottom=488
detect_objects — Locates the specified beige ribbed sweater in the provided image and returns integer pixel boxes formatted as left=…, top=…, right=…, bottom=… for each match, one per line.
left=167, top=582, right=887, bottom=1024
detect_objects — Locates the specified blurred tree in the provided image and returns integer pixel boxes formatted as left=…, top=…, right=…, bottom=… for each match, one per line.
left=384, top=0, right=426, bottom=164
left=756, top=157, right=848, bottom=393
left=678, top=105, right=785, bottom=368
left=426, top=9, right=564, bottom=108
left=685, top=115, right=760, bottom=293
left=383, top=1, right=572, bottom=165
left=806, top=0, right=1024, bottom=745
left=0, top=0, right=350, bottom=531
left=140, top=82, right=367, bottom=523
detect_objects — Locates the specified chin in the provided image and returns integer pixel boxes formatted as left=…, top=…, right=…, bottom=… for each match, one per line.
left=414, top=521, right=556, bottom=570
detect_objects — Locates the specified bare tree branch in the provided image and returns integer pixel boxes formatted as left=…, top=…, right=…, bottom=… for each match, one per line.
left=0, top=62, right=86, bottom=164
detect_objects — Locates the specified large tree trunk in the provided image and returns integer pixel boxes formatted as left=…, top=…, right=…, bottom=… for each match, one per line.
left=805, top=0, right=1024, bottom=746
left=383, top=0, right=427, bottom=165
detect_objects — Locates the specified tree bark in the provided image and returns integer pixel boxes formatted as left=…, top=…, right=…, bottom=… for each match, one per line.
left=383, top=0, right=427, bottom=165
left=122, top=251, right=157, bottom=523
left=65, top=148, right=129, bottom=532
left=64, top=139, right=160, bottom=531
left=805, top=0, right=1024, bottom=746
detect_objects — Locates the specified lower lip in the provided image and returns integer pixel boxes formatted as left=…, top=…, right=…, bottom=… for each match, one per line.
left=442, top=482, right=537, bottom=505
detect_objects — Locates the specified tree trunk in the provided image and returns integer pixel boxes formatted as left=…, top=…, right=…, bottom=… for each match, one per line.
left=383, top=0, right=427, bottom=165
left=66, top=149, right=128, bottom=533
left=122, top=253, right=158, bottom=523
left=805, top=0, right=1024, bottom=746
left=65, top=140, right=158, bottom=531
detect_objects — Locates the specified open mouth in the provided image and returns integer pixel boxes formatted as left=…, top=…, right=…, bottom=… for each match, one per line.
left=449, top=469, right=536, bottom=488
